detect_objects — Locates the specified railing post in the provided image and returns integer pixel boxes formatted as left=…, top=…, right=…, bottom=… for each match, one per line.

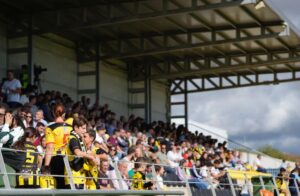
left=0, top=149, right=11, bottom=189
left=207, top=169, right=217, bottom=196
left=271, top=176, right=280, bottom=196
left=259, top=175, right=266, bottom=190
left=63, top=155, right=75, bottom=190
left=293, top=178, right=300, bottom=195
left=178, top=167, right=193, bottom=196
left=113, top=161, right=124, bottom=190
left=244, top=173, right=253, bottom=196
left=226, top=172, right=237, bottom=196
left=150, top=163, right=160, bottom=191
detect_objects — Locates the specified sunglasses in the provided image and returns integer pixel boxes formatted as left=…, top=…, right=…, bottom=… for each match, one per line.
left=26, top=115, right=32, bottom=118
left=0, top=113, right=5, bottom=116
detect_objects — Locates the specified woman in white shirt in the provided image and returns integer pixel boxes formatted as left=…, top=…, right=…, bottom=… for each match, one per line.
left=167, top=144, right=183, bottom=167
left=0, top=112, right=24, bottom=147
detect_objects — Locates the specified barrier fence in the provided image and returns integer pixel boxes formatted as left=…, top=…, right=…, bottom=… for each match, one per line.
left=0, top=147, right=299, bottom=196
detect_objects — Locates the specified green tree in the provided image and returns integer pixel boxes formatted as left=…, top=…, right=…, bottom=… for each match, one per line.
left=257, top=145, right=287, bottom=160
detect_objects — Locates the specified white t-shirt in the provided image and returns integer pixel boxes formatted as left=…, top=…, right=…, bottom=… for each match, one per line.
left=254, top=158, right=263, bottom=170
left=167, top=150, right=183, bottom=166
left=156, top=175, right=164, bottom=190
left=1, top=79, right=22, bottom=103
left=210, top=167, right=220, bottom=176
left=33, top=119, right=48, bottom=128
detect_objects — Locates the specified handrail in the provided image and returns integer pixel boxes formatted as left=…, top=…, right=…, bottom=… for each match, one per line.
left=188, top=122, right=278, bottom=158
left=0, top=147, right=297, bottom=196
left=0, top=189, right=185, bottom=196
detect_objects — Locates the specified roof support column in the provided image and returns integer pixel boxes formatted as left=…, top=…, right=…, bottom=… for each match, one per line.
left=27, top=14, right=33, bottom=85
left=95, top=42, right=100, bottom=104
left=170, top=79, right=189, bottom=128
left=184, top=79, right=188, bottom=128
left=144, top=64, right=152, bottom=124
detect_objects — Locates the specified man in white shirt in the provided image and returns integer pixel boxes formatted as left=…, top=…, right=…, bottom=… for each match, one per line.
left=109, top=160, right=129, bottom=190
left=33, top=110, right=48, bottom=128
left=254, top=154, right=267, bottom=173
left=1, top=70, right=22, bottom=108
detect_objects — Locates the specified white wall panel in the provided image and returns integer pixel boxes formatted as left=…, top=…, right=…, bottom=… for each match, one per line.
left=32, top=36, right=77, bottom=99
left=0, top=22, right=7, bottom=79
left=100, top=66, right=128, bottom=117
left=151, top=81, right=167, bottom=121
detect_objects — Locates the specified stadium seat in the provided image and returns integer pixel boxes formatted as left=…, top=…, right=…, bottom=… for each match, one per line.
left=260, top=189, right=274, bottom=196
left=0, top=164, right=16, bottom=188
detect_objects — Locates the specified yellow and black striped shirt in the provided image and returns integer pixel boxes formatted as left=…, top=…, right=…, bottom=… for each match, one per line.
left=16, top=142, right=40, bottom=188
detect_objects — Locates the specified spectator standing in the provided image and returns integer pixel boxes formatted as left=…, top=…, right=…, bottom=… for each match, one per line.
left=276, top=167, right=289, bottom=196
left=65, top=117, right=96, bottom=189
left=43, top=104, right=73, bottom=189
left=13, top=127, right=41, bottom=188
left=83, top=129, right=103, bottom=190
left=1, top=70, right=22, bottom=108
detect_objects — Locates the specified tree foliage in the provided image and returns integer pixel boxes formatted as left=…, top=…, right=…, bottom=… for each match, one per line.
left=257, top=145, right=287, bottom=160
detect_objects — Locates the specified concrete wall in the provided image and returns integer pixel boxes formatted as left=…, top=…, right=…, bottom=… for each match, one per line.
left=100, top=65, right=128, bottom=117
left=32, top=36, right=77, bottom=98
left=128, top=80, right=168, bottom=122
left=7, top=37, right=27, bottom=71
left=240, top=151, right=294, bottom=169
left=79, top=62, right=129, bottom=117
left=151, top=81, right=168, bottom=121
left=0, top=22, right=7, bottom=79
left=7, top=34, right=77, bottom=99
left=0, top=22, right=168, bottom=120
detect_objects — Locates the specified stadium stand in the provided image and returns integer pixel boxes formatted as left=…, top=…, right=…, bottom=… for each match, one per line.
left=1, top=70, right=300, bottom=196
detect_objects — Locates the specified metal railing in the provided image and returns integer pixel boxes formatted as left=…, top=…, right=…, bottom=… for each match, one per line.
left=0, top=147, right=298, bottom=196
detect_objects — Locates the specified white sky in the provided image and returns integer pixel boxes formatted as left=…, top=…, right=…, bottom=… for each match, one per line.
left=186, top=0, right=300, bottom=155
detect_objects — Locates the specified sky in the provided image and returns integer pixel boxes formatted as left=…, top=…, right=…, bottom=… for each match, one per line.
left=186, top=0, right=300, bottom=155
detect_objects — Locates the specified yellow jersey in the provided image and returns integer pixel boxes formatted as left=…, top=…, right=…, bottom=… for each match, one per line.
left=85, top=145, right=100, bottom=190
left=132, top=171, right=153, bottom=190
left=40, top=176, right=56, bottom=189
left=45, top=123, right=72, bottom=154
left=65, top=133, right=86, bottom=185
left=16, top=142, right=40, bottom=188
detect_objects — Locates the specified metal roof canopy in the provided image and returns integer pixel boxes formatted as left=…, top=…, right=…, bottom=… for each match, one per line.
left=1, top=0, right=300, bottom=94
left=2, top=0, right=300, bottom=125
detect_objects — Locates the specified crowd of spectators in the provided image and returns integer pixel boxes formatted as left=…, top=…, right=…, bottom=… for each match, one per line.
left=0, top=70, right=300, bottom=194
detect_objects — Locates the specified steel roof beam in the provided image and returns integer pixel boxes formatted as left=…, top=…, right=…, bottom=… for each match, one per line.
left=99, top=30, right=282, bottom=60
left=91, top=21, right=282, bottom=41
left=171, top=66, right=300, bottom=94
left=9, top=0, right=246, bottom=36
left=151, top=56, right=300, bottom=80
left=0, top=0, right=150, bottom=14
left=76, top=29, right=282, bottom=63
left=128, top=49, right=300, bottom=81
